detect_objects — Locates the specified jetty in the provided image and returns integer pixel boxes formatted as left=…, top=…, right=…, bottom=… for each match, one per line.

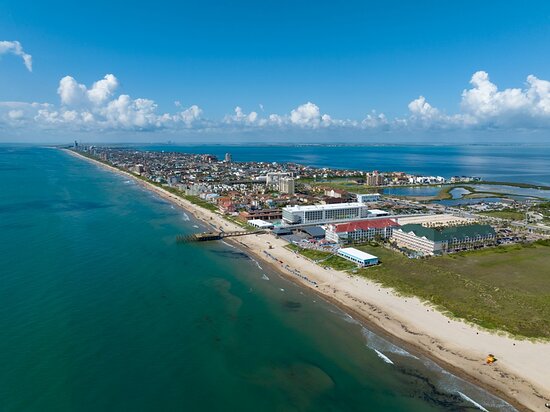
left=176, top=229, right=267, bottom=243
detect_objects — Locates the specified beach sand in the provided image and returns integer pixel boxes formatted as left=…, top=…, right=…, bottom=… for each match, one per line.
left=65, top=149, right=550, bottom=411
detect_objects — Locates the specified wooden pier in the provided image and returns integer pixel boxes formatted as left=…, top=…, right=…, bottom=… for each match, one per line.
left=176, top=229, right=266, bottom=243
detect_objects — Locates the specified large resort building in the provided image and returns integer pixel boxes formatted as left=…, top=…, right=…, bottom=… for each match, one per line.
left=282, top=202, right=372, bottom=225
left=325, top=218, right=400, bottom=244
left=391, top=223, right=496, bottom=255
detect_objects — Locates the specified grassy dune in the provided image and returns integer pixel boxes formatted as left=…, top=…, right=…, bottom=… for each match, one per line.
left=356, top=242, right=550, bottom=339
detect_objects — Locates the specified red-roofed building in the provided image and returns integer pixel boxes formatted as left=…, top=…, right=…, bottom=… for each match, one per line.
left=325, top=218, right=400, bottom=244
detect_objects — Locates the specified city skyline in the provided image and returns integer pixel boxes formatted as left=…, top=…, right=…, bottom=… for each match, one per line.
left=1, top=0, right=549, bottom=142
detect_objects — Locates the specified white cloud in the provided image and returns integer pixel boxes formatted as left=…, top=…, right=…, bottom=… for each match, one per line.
left=58, top=74, right=119, bottom=106
left=174, top=105, right=202, bottom=126
left=57, top=76, right=87, bottom=106
left=87, top=74, right=119, bottom=105
left=8, top=109, right=24, bottom=120
left=402, top=71, right=550, bottom=129
left=459, top=71, right=550, bottom=126
left=290, top=102, right=322, bottom=127
left=408, top=96, right=439, bottom=119
left=2, top=70, right=550, bottom=136
left=0, top=40, right=32, bottom=71
left=223, top=102, right=345, bottom=129
left=361, top=111, right=388, bottom=128
left=31, top=74, right=203, bottom=130
left=224, top=106, right=260, bottom=125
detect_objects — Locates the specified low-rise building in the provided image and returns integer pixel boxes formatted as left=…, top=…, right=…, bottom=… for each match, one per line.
left=367, top=209, right=389, bottom=217
left=248, top=219, right=274, bottom=229
left=337, top=248, right=378, bottom=267
left=326, top=218, right=399, bottom=244
left=324, top=188, right=348, bottom=198
left=356, top=193, right=380, bottom=202
left=391, top=223, right=496, bottom=255
left=297, top=226, right=326, bottom=239
left=239, top=208, right=282, bottom=221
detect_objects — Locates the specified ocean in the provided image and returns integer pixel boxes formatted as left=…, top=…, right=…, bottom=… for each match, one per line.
left=136, top=143, right=550, bottom=186
left=0, top=146, right=516, bottom=411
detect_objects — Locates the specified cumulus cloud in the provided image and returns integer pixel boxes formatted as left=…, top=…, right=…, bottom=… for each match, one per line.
left=290, top=102, right=322, bottom=127
left=224, top=106, right=260, bottom=125
left=2, top=70, right=550, bottom=136
left=0, top=40, right=32, bottom=71
left=223, top=102, right=347, bottom=129
left=405, top=71, right=550, bottom=129
left=173, top=105, right=202, bottom=126
left=408, top=96, right=439, bottom=119
left=361, top=111, right=389, bottom=128
left=28, top=74, right=203, bottom=131
left=58, top=74, right=119, bottom=106
left=460, top=71, right=550, bottom=126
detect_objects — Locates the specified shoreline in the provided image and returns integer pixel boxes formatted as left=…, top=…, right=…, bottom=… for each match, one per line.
left=64, top=148, right=550, bottom=412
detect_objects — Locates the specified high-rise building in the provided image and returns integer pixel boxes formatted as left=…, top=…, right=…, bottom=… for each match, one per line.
left=279, top=177, right=295, bottom=194
left=132, top=164, right=145, bottom=174
left=282, top=202, right=372, bottom=224
left=266, top=172, right=291, bottom=187
left=366, top=171, right=384, bottom=186
left=225, top=152, right=232, bottom=162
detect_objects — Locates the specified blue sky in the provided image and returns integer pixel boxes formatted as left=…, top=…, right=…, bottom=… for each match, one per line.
left=0, top=0, right=549, bottom=142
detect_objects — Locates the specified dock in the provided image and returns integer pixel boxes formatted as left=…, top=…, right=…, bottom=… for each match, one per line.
left=176, top=229, right=267, bottom=243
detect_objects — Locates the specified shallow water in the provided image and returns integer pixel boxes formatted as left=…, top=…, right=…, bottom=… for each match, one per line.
left=383, top=186, right=446, bottom=197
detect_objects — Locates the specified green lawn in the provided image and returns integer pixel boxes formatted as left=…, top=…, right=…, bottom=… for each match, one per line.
left=479, top=210, right=526, bottom=220
left=355, top=242, right=550, bottom=339
left=309, top=179, right=379, bottom=194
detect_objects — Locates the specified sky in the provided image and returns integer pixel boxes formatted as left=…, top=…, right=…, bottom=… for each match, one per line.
left=0, top=0, right=549, bottom=143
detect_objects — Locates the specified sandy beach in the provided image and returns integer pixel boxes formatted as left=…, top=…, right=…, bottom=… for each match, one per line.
left=65, top=149, right=550, bottom=412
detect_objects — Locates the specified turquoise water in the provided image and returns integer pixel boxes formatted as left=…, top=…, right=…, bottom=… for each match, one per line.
left=0, top=147, right=515, bottom=411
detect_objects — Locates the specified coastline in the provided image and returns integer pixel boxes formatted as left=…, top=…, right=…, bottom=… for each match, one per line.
left=64, top=148, right=550, bottom=412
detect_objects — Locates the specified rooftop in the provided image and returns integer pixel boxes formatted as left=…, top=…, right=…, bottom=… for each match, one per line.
left=397, top=223, right=496, bottom=242
left=247, top=219, right=274, bottom=228
left=333, top=218, right=399, bottom=233
left=338, top=247, right=378, bottom=261
left=367, top=209, right=389, bottom=215
left=301, top=226, right=326, bottom=237
left=283, top=202, right=367, bottom=212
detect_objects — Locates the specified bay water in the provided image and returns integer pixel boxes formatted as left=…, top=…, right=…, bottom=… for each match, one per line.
left=137, top=144, right=550, bottom=186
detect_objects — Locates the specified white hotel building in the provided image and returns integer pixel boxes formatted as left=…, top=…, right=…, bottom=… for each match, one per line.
left=282, top=202, right=372, bottom=225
